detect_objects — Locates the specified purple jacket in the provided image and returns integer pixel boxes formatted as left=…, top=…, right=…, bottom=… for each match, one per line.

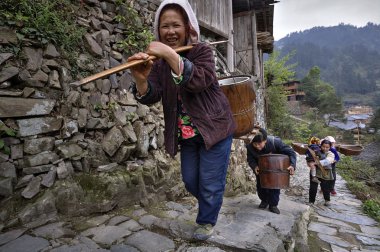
left=133, top=43, right=236, bottom=156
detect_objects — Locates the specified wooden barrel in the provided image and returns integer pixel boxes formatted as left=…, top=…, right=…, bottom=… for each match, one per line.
left=291, top=142, right=308, bottom=155
left=258, top=154, right=290, bottom=189
left=336, top=144, right=363, bottom=156
left=218, top=75, right=256, bottom=138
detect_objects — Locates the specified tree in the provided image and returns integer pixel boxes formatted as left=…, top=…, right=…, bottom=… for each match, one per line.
left=316, top=82, right=344, bottom=122
left=302, top=66, right=344, bottom=121
left=302, top=66, right=321, bottom=108
left=264, top=50, right=296, bottom=138
left=370, top=108, right=380, bottom=132
left=265, top=51, right=297, bottom=86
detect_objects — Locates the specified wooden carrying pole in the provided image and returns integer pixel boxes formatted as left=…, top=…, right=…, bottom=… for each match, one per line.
left=307, top=147, right=328, bottom=177
left=71, top=40, right=228, bottom=86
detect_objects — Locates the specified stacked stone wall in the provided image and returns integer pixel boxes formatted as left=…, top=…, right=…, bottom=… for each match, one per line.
left=0, top=0, right=256, bottom=229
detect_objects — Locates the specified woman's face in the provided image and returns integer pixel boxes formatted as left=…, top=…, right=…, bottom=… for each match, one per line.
left=159, top=9, right=187, bottom=49
left=252, top=140, right=267, bottom=151
left=321, top=143, right=330, bottom=153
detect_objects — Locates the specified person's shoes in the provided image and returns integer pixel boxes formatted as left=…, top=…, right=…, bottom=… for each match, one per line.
left=193, top=224, right=214, bottom=241
left=307, top=202, right=314, bottom=206
left=330, top=189, right=337, bottom=195
left=269, top=206, right=280, bottom=214
left=324, top=201, right=331, bottom=207
left=311, top=177, right=320, bottom=184
left=258, top=201, right=269, bottom=209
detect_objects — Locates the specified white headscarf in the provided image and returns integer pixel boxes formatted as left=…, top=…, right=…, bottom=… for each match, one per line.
left=324, top=136, right=336, bottom=143
left=153, top=0, right=200, bottom=44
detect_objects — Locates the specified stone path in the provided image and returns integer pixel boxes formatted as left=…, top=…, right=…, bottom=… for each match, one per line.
left=285, top=154, right=380, bottom=251
left=0, top=154, right=379, bottom=251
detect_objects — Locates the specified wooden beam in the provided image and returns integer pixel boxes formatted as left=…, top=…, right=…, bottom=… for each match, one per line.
left=227, top=0, right=234, bottom=71
left=198, top=20, right=229, bottom=38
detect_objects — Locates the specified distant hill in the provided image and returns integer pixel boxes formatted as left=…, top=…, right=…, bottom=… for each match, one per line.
left=275, top=23, right=380, bottom=107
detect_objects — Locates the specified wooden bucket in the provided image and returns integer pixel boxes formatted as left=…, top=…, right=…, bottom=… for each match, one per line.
left=258, top=154, right=290, bottom=189
left=218, top=75, right=256, bottom=138
left=291, top=142, right=308, bottom=155
left=336, top=144, right=363, bottom=156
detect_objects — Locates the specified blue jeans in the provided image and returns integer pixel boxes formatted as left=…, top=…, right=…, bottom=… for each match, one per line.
left=180, top=134, right=233, bottom=226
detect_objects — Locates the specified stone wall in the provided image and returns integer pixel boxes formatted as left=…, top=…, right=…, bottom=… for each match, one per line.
left=0, top=0, right=256, bottom=229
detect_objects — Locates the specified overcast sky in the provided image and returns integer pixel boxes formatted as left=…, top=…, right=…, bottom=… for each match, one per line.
left=273, top=0, right=380, bottom=40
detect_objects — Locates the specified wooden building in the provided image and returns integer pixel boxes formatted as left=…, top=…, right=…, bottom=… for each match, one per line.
left=282, top=80, right=305, bottom=101
left=189, top=0, right=234, bottom=70
left=189, top=0, right=275, bottom=74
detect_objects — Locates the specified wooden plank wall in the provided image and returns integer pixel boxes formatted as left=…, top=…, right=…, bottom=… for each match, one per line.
left=233, top=12, right=254, bottom=74
left=189, top=0, right=230, bottom=38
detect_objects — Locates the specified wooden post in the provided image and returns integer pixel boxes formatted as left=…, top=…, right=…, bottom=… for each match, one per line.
left=251, top=12, right=260, bottom=76
left=227, top=0, right=234, bottom=72
left=356, top=121, right=360, bottom=145
left=251, top=10, right=266, bottom=128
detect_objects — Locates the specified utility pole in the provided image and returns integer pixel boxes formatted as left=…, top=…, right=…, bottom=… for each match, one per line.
left=356, top=121, right=360, bottom=145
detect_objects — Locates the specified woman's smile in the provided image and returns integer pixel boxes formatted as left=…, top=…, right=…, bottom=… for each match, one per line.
left=159, top=9, right=187, bottom=48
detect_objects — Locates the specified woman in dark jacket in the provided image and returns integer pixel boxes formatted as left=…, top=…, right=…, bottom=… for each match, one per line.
left=246, top=128, right=296, bottom=214
left=127, top=0, right=235, bottom=241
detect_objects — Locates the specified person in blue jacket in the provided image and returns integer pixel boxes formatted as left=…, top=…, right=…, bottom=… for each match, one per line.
left=246, top=127, right=296, bottom=214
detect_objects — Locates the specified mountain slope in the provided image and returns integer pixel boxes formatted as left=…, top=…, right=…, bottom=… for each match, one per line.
left=275, top=23, right=380, bottom=106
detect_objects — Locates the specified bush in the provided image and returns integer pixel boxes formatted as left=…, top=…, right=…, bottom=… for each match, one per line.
left=346, top=180, right=371, bottom=200
left=115, top=0, right=154, bottom=55
left=363, top=199, right=380, bottom=222
left=0, top=122, right=16, bottom=155
left=337, top=156, right=375, bottom=181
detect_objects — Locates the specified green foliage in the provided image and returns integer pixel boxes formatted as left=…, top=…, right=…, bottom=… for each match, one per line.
left=94, top=104, right=102, bottom=112
left=291, top=122, right=312, bottom=143
left=264, top=50, right=296, bottom=138
left=301, top=67, right=320, bottom=108
left=74, top=173, right=112, bottom=199
left=0, top=0, right=85, bottom=52
left=265, top=51, right=297, bottom=86
left=370, top=108, right=380, bottom=131
left=301, top=66, right=343, bottom=120
left=108, top=102, right=117, bottom=111
left=308, top=120, right=338, bottom=141
left=126, top=112, right=137, bottom=122
left=0, top=123, right=16, bottom=155
left=288, top=116, right=338, bottom=143
left=346, top=180, right=369, bottom=197
left=115, top=0, right=154, bottom=55
left=267, top=85, right=295, bottom=138
left=337, top=156, right=375, bottom=180
left=363, top=199, right=380, bottom=222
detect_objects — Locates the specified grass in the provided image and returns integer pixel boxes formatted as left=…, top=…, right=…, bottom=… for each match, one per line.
left=0, top=0, right=85, bottom=52
left=0, top=0, right=153, bottom=78
left=0, top=0, right=86, bottom=78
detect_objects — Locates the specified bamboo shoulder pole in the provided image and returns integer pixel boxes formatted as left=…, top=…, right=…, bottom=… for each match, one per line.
left=70, top=40, right=228, bottom=87
left=70, top=45, right=194, bottom=86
